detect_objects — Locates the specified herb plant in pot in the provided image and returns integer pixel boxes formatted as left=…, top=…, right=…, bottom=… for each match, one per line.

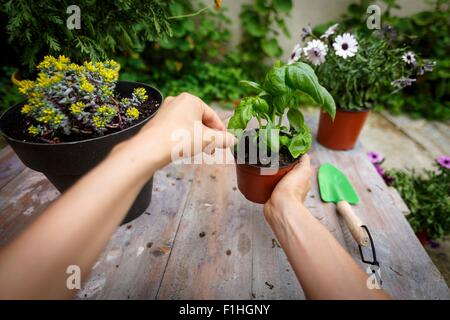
left=293, top=24, right=433, bottom=150
left=228, top=61, right=336, bottom=204
left=0, top=56, right=162, bottom=223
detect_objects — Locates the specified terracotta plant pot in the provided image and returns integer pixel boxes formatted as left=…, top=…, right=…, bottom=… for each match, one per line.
left=317, top=108, right=369, bottom=150
left=235, top=160, right=299, bottom=204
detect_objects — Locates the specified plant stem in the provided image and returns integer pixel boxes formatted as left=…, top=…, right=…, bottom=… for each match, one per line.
left=277, top=114, right=283, bottom=127
left=256, top=115, right=263, bottom=128
left=168, top=6, right=211, bottom=20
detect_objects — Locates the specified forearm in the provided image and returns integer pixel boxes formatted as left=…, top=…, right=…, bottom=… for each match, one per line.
left=0, top=131, right=165, bottom=299
left=265, top=197, right=389, bottom=300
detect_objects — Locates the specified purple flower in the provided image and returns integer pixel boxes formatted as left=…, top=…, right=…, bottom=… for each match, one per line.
left=436, top=155, right=450, bottom=169
left=301, top=24, right=312, bottom=42
left=391, top=77, right=416, bottom=89
left=374, top=163, right=385, bottom=177
left=367, top=151, right=384, bottom=164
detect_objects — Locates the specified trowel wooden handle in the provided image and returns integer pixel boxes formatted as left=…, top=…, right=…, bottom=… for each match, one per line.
left=337, top=201, right=370, bottom=247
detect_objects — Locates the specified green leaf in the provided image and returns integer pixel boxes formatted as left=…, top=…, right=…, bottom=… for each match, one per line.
left=240, top=80, right=262, bottom=92
left=260, top=121, right=280, bottom=153
left=261, top=38, right=282, bottom=57
left=253, top=96, right=269, bottom=113
left=227, top=98, right=255, bottom=131
left=280, top=135, right=290, bottom=147
left=288, top=126, right=312, bottom=158
left=272, top=0, right=293, bottom=13
left=285, top=62, right=336, bottom=119
left=241, top=11, right=268, bottom=37
left=263, top=65, right=287, bottom=95
left=287, top=108, right=304, bottom=132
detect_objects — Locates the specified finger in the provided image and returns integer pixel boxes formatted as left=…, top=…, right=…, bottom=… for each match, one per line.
left=163, top=96, right=175, bottom=105
left=202, top=127, right=237, bottom=151
left=200, top=101, right=226, bottom=131
left=283, top=154, right=311, bottom=179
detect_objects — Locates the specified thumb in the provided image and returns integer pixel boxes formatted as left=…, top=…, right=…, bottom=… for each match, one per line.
left=202, top=127, right=237, bottom=153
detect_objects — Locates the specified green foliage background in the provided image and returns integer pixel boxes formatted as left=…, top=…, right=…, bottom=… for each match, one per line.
left=387, top=166, right=450, bottom=240
left=320, top=0, right=450, bottom=120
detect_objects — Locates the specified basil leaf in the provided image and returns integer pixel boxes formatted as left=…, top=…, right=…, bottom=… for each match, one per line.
left=253, top=96, right=269, bottom=113
left=287, top=108, right=304, bottom=132
left=227, top=99, right=254, bottom=132
left=260, top=121, right=280, bottom=153
left=240, top=80, right=262, bottom=92
left=286, top=62, right=336, bottom=119
left=279, top=135, right=290, bottom=147
left=263, top=64, right=287, bottom=95
left=288, top=126, right=312, bottom=158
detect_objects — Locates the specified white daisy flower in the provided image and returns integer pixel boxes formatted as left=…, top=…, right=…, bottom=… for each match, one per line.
left=288, top=44, right=302, bottom=64
left=320, top=23, right=339, bottom=39
left=402, top=51, right=416, bottom=65
left=333, top=33, right=358, bottom=59
left=303, top=40, right=327, bottom=65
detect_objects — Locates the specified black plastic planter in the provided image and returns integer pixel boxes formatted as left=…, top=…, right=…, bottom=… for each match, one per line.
left=0, top=81, right=163, bottom=224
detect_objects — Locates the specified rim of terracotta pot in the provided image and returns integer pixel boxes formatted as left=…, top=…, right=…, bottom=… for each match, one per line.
left=0, top=81, right=163, bottom=147
left=332, top=106, right=372, bottom=113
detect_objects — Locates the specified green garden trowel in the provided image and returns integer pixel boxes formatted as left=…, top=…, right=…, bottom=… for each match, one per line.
left=318, top=163, right=370, bottom=247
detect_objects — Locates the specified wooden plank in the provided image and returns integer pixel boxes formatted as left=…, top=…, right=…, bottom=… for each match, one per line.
left=0, top=146, right=26, bottom=190
left=0, top=168, right=59, bottom=245
left=78, top=163, right=196, bottom=299
left=156, top=162, right=255, bottom=299
left=311, top=141, right=450, bottom=299
left=382, top=112, right=450, bottom=157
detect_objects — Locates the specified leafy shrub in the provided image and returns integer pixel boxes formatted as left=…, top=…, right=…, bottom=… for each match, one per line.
left=387, top=166, right=450, bottom=240
left=2, top=0, right=172, bottom=73
left=318, top=0, right=450, bottom=120
left=239, top=0, right=292, bottom=78
left=301, top=26, right=431, bottom=110
left=17, top=56, right=150, bottom=142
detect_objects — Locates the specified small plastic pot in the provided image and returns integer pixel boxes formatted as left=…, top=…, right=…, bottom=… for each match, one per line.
left=0, top=81, right=163, bottom=224
left=317, top=108, right=369, bottom=150
left=234, top=159, right=300, bottom=204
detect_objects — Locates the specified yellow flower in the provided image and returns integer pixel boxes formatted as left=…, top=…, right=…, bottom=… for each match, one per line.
left=37, top=107, right=65, bottom=125
left=28, top=125, right=40, bottom=136
left=80, top=77, right=95, bottom=93
left=70, top=102, right=86, bottom=115
left=84, top=61, right=98, bottom=73
left=35, top=72, right=62, bottom=87
left=17, top=80, right=35, bottom=95
left=126, top=107, right=140, bottom=120
left=37, top=56, right=57, bottom=70
left=100, top=85, right=113, bottom=97
left=92, top=115, right=107, bottom=128
left=21, top=104, right=33, bottom=114
left=58, top=55, right=70, bottom=64
left=68, top=63, right=84, bottom=73
left=99, top=66, right=118, bottom=82
left=28, top=92, right=44, bottom=108
left=133, top=87, right=148, bottom=101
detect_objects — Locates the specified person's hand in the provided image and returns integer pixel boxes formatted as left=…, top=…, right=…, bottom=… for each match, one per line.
left=264, top=154, right=312, bottom=223
left=116, top=92, right=236, bottom=167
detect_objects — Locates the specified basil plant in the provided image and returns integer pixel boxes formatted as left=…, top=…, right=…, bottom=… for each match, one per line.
left=228, top=61, right=336, bottom=159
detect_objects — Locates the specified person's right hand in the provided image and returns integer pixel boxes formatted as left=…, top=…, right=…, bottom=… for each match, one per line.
left=264, top=154, right=312, bottom=222
left=113, top=92, right=236, bottom=169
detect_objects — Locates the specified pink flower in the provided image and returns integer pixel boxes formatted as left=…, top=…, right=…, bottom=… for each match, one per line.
left=367, top=151, right=384, bottom=164
left=436, top=155, right=450, bottom=169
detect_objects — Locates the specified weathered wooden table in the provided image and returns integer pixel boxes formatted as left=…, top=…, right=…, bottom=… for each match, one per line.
left=0, top=112, right=449, bottom=300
